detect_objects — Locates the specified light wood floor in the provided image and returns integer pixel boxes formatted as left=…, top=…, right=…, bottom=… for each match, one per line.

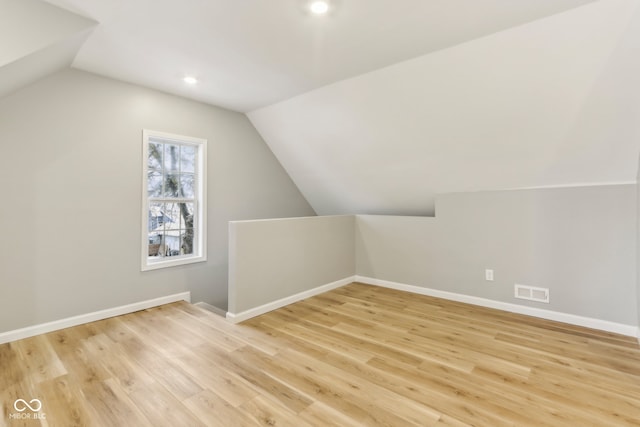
left=2, top=283, right=640, bottom=426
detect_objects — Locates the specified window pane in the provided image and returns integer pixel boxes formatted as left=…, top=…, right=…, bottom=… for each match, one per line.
left=181, top=229, right=195, bottom=255
left=150, top=230, right=180, bottom=257
left=164, top=203, right=181, bottom=228
left=164, top=174, right=179, bottom=197
left=179, top=174, right=194, bottom=198
left=148, top=201, right=165, bottom=257
left=148, top=171, right=162, bottom=197
left=148, top=142, right=163, bottom=170
left=162, top=229, right=181, bottom=256
left=178, top=202, right=194, bottom=228
left=148, top=237, right=161, bottom=257
left=148, top=202, right=165, bottom=232
left=164, top=144, right=180, bottom=172
left=181, top=145, right=196, bottom=173
left=154, top=201, right=179, bottom=258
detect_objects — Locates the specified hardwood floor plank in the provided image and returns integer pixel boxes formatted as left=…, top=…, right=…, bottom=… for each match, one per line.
left=239, top=394, right=313, bottom=427
left=198, top=342, right=314, bottom=414
left=82, top=334, right=155, bottom=394
left=127, top=380, right=205, bottom=427
left=12, top=336, right=66, bottom=385
left=331, top=321, right=477, bottom=373
left=183, top=389, right=260, bottom=427
left=2, top=283, right=640, bottom=426
left=80, top=378, right=151, bottom=427
left=110, top=334, right=203, bottom=401
left=367, top=356, right=544, bottom=427
left=473, top=365, right=640, bottom=426
left=176, top=348, right=264, bottom=407
left=36, top=375, right=93, bottom=427
left=46, top=328, right=110, bottom=387
left=433, top=414, right=474, bottom=426
left=233, top=344, right=440, bottom=427
left=297, top=401, right=363, bottom=427
left=0, top=343, right=25, bottom=391
left=280, top=347, right=443, bottom=426
left=164, top=309, right=246, bottom=352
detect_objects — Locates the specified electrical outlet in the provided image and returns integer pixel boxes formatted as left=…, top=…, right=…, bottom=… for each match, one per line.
left=485, top=269, right=494, bottom=281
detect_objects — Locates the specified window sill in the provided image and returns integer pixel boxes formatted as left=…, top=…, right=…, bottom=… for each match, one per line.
left=142, top=255, right=206, bottom=271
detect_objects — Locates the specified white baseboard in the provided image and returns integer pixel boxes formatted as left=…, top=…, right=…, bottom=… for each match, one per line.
left=194, top=302, right=227, bottom=317
left=355, top=276, right=639, bottom=338
left=0, top=292, right=191, bottom=345
left=226, top=276, right=356, bottom=324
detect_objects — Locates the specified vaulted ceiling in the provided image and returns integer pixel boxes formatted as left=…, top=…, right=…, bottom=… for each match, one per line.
left=3, top=0, right=639, bottom=216
left=249, top=0, right=640, bottom=215
left=0, top=0, right=95, bottom=98
left=41, top=0, right=597, bottom=112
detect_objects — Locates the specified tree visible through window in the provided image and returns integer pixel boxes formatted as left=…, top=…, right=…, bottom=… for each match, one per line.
left=142, top=130, right=207, bottom=270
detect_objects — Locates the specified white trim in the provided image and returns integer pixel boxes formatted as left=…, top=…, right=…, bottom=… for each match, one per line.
left=0, top=292, right=191, bottom=345
left=229, top=214, right=352, bottom=225
left=194, top=302, right=227, bottom=317
left=226, top=276, right=355, bottom=323
left=439, top=181, right=637, bottom=198
left=355, top=276, right=639, bottom=337
left=143, top=255, right=207, bottom=271
left=496, top=181, right=636, bottom=192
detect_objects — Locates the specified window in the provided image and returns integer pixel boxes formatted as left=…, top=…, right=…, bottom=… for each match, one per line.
left=141, top=130, right=207, bottom=270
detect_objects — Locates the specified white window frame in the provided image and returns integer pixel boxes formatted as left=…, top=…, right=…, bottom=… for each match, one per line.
left=141, top=129, right=207, bottom=271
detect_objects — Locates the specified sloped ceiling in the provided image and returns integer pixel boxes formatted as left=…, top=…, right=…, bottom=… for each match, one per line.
left=41, top=0, right=596, bottom=112
left=3, top=0, right=638, bottom=217
left=249, top=0, right=640, bottom=215
left=0, top=0, right=96, bottom=98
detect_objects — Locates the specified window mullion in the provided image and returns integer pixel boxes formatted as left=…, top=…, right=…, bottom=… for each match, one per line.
left=149, top=198, right=195, bottom=203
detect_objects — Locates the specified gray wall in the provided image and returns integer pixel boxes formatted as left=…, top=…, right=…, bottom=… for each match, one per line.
left=356, top=185, right=638, bottom=326
left=0, top=69, right=315, bottom=333
left=229, top=215, right=354, bottom=314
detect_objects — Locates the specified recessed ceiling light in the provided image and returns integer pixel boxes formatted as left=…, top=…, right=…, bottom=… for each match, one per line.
left=183, top=76, right=198, bottom=85
left=310, top=1, right=329, bottom=15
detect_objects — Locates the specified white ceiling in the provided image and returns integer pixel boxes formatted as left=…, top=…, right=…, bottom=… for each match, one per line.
left=4, top=0, right=639, bottom=216
left=0, top=0, right=95, bottom=98
left=249, top=0, right=640, bottom=215
left=41, top=0, right=596, bottom=112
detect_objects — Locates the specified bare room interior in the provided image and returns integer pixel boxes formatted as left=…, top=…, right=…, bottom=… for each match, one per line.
left=1, top=0, right=640, bottom=425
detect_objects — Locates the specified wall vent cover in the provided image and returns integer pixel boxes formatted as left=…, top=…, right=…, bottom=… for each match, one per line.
left=514, top=284, right=549, bottom=303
